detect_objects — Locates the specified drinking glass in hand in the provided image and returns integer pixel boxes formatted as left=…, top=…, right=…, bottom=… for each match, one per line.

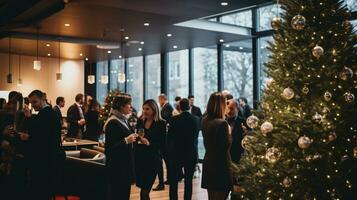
left=128, top=118, right=138, bottom=133
left=137, top=128, right=145, bottom=144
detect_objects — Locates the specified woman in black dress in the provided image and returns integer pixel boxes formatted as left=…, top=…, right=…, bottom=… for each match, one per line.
left=84, top=100, right=101, bottom=141
left=135, top=99, right=166, bottom=200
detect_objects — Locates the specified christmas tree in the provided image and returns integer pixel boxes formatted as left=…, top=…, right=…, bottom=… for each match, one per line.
left=99, top=89, right=121, bottom=125
left=234, top=0, right=356, bottom=199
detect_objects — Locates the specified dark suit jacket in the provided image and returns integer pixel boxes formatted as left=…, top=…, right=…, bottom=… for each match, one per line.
left=227, top=115, right=245, bottom=163
left=191, top=105, right=202, bottom=118
left=201, top=116, right=232, bottom=191
left=66, top=103, right=83, bottom=138
left=84, top=110, right=100, bottom=141
left=242, top=104, right=252, bottom=119
left=53, top=105, right=63, bottom=126
left=104, top=116, right=134, bottom=184
left=160, top=102, right=174, bottom=122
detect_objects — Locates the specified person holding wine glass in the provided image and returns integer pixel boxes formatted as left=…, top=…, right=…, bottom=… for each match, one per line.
left=135, top=99, right=166, bottom=200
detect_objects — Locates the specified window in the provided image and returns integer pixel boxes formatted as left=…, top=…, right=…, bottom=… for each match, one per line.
left=193, top=46, right=217, bottom=159
left=258, top=36, right=273, bottom=94
left=145, top=54, right=161, bottom=100
left=127, top=56, right=143, bottom=114
left=223, top=40, right=253, bottom=106
left=167, top=50, right=189, bottom=104
left=345, top=0, right=357, bottom=11
left=258, top=4, right=282, bottom=31
left=96, top=61, right=108, bottom=106
left=110, top=59, right=125, bottom=92
left=221, top=9, right=252, bottom=27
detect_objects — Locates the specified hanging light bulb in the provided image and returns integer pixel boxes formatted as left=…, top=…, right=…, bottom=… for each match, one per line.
left=33, top=27, right=41, bottom=70
left=7, top=37, right=13, bottom=84
left=17, top=78, right=22, bottom=86
left=88, top=75, right=95, bottom=84
left=118, top=72, right=126, bottom=83
left=101, top=75, right=109, bottom=84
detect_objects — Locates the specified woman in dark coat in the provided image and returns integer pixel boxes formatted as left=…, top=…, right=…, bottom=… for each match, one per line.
left=84, top=100, right=101, bottom=141
left=135, top=99, right=166, bottom=200
left=201, top=92, right=233, bottom=200
left=104, top=94, right=138, bottom=200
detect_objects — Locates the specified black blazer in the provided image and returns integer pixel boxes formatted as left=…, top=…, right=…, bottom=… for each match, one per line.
left=168, top=112, right=199, bottom=165
left=84, top=110, right=100, bottom=141
left=241, top=104, right=252, bottom=119
left=66, top=104, right=83, bottom=137
left=191, top=105, right=202, bottom=118
left=227, top=116, right=245, bottom=163
left=160, top=103, right=174, bottom=122
left=104, top=117, right=134, bottom=184
left=53, top=105, right=63, bottom=126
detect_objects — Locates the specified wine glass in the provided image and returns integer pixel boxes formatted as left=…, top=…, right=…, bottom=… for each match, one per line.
left=137, top=128, right=145, bottom=144
left=128, top=117, right=137, bottom=133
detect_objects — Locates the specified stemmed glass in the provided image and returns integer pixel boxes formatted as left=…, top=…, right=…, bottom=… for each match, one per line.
left=128, top=117, right=138, bottom=133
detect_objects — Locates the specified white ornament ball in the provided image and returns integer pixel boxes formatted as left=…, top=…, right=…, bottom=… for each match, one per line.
left=312, top=45, right=324, bottom=58
left=282, top=87, right=295, bottom=100
left=246, top=115, right=259, bottom=129
left=324, top=91, right=332, bottom=101
left=260, top=121, right=273, bottom=136
left=312, top=112, right=322, bottom=123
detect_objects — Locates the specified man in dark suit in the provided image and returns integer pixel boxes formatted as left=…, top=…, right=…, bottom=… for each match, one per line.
left=27, top=90, right=64, bottom=200
left=188, top=95, right=202, bottom=118
left=53, top=96, right=65, bottom=127
left=66, top=93, right=85, bottom=138
left=238, top=97, right=252, bottom=119
left=168, top=98, right=199, bottom=200
left=154, top=94, right=174, bottom=190
left=226, top=99, right=245, bottom=163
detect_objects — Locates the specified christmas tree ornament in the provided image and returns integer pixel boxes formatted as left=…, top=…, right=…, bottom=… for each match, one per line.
left=241, top=135, right=254, bottom=150
left=246, top=115, right=260, bottom=129
left=256, top=171, right=264, bottom=177
left=283, top=177, right=292, bottom=187
left=312, top=112, right=322, bottom=123
left=271, top=17, right=282, bottom=30
left=324, top=91, right=332, bottom=101
left=322, top=107, right=330, bottom=114
left=266, top=78, right=275, bottom=87
left=312, top=45, right=324, bottom=58
left=342, top=20, right=352, bottom=30
left=291, top=14, right=306, bottom=30
left=344, top=92, right=355, bottom=103
left=339, top=67, right=353, bottom=80
left=261, top=102, right=270, bottom=110
left=265, top=147, right=281, bottom=163
left=282, top=87, right=295, bottom=100
left=328, top=132, right=337, bottom=142
left=298, top=136, right=312, bottom=149
left=302, top=86, right=309, bottom=94
left=353, top=147, right=357, bottom=158
left=261, top=121, right=274, bottom=136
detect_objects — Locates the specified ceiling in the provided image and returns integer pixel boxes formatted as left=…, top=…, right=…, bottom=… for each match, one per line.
left=0, top=0, right=272, bottom=61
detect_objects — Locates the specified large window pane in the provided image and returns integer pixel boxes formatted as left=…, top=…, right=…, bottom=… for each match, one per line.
left=221, top=10, right=252, bottom=27
left=345, top=0, right=357, bottom=11
left=223, top=40, right=253, bottom=106
left=259, top=36, right=273, bottom=93
left=127, top=56, right=143, bottom=114
left=146, top=54, right=161, bottom=100
left=168, top=50, right=189, bottom=104
left=110, top=59, right=125, bottom=92
left=193, top=46, right=217, bottom=159
left=96, top=61, right=108, bottom=105
left=258, top=4, right=282, bottom=31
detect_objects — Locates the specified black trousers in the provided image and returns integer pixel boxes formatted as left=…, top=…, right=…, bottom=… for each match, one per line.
left=157, top=150, right=169, bottom=184
left=110, top=181, right=131, bottom=200
left=169, top=163, right=195, bottom=200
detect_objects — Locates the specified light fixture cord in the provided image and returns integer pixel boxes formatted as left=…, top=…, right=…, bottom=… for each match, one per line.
left=36, top=28, right=39, bottom=60
left=8, top=36, right=11, bottom=73
left=19, top=55, right=21, bottom=78
left=276, top=0, right=279, bottom=17
left=58, top=39, right=61, bottom=72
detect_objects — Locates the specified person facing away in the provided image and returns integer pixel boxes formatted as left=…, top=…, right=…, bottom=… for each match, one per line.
left=201, top=92, right=233, bottom=200
left=188, top=95, right=202, bottom=118
left=53, top=96, right=65, bottom=127
left=135, top=99, right=166, bottom=200
left=104, top=93, right=137, bottom=200
left=84, top=100, right=101, bottom=141
left=66, top=93, right=86, bottom=138
left=172, top=96, right=181, bottom=116
left=226, top=99, right=245, bottom=163
left=168, top=98, right=200, bottom=200
left=27, top=90, right=65, bottom=200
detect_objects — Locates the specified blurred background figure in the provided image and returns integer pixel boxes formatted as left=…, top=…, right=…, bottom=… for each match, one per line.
left=53, top=96, right=65, bottom=127
left=66, top=93, right=85, bottom=138
left=84, top=100, right=101, bottom=141
left=172, top=96, right=181, bottom=116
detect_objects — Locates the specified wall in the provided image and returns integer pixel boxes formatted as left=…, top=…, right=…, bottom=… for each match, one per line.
left=0, top=53, right=84, bottom=115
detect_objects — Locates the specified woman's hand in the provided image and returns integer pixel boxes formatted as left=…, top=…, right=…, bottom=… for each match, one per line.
left=19, top=132, right=29, bottom=141
left=125, top=133, right=137, bottom=144
left=140, top=138, right=150, bottom=146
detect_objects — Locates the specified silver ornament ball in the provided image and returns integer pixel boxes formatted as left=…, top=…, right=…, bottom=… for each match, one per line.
left=260, top=121, right=273, bottom=136
left=291, top=14, right=306, bottom=30
left=339, top=67, right=353, bottom=81
left=282, top=87, right=295, bottom=100
left=312, top=45, right=324, bottom=58
left=271, top=17, right=282, bottom=30
left=344, top=92, right=355, bottom=103
left=312, top=112, right=322, bottom=123
left=246, top=115, right=260, bottom=129
left=298, top=136, right=312, bottom=149
left=324, top=91, right=332, bottom=101
left=265, top=147, right=281, bottom=163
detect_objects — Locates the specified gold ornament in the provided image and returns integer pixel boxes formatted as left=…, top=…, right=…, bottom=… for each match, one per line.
left=322, top=107, right=330, bottom=114
left=241, top=135, right=254, bottom=150
left=271, top=17, right=282, bottom=30
left=342, top=20, right=352, bottom=30
left=312, top=112, right=322, bottom=123
left=266, top=78, right=275, bottom=87
left=261, top=121, right=273, bottom=136
left=353, top=147, right=357, bottom=158
left=302, top=86, right=309, bottom=94
left=298, top=136, right=312, bottom=149
left=339, top=67, right=353, bottom=81
left=282, top=87, right=295, bottom=100
left=328, top=132, right=337, bottom=142
left=312, top=45, right=324, bottom=58
left=283, top=177, right=292, bottom=188
left=246, top=115, right=259, bottom=129
left=265, top=147, right=281, bottom=163
left=291, top=14, right=306, bottom=30
left=324, top=91, right=332, bottom=101
left=344, top=92, right=355, bottom=103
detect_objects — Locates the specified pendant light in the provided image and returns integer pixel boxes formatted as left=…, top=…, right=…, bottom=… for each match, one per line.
left=7, top=36, right=12, bottom=84
left=33, top=27, right=41, bottom=70
left=100, top=49, right=108, bottom=84
left=88, top=62, right=95, bottom=84
left=117, top=27, right=126, bottom=84
left=56, top=40, right=62, bottom=81
left=17, top=55, right=22, bottom=86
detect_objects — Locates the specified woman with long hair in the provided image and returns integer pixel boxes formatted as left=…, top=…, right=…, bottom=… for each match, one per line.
left=84, top=100, right=101, bottom=141
left=201, top=92, right=233, bottom=200
left=135, top=99, right=166, bottom=200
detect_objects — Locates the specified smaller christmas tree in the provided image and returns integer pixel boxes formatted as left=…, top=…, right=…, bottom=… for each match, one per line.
left=99, top=89, right=121, bottom=125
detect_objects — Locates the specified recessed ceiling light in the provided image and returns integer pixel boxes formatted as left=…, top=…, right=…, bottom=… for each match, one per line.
left=138, top=48, right=142, bottom=51
left=239, top=47, right=244, bottom=50
left=140, top=41, right=145, bottom=45
left=167, top=33, right=172, bottom=37
left=85, top=57, right=89, bottom=61
left=47, top=53, right=51, bottom=56
left=173, top=45, right=178, bottom=49
left=79, top=53, right=83, bottom=57
left=144, top=23, right=150, bottom=26
left=225, top=44, right=230, bottom=47
left=125, top=36, right=129, bottom=40
left=64, top=23, right=70, bottom=27
left=107, top=50, right=111, bottom=54
left=219, top=39, right=224, bottom=43
left=46, top=43, right=51, bottom=47
left=221, top=2, right=228, bottom=6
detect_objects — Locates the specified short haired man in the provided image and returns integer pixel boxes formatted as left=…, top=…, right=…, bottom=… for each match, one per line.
left=53, top=96, right=65, bottom=127
left=66, top=93, right=85, bottom=138
left=238, top=97, right=252, bottom=119
left=188, top=95, right=202, bottom=118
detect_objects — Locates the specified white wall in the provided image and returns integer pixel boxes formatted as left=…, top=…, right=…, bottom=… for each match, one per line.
left=0, top=53, right=84, bottom=115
